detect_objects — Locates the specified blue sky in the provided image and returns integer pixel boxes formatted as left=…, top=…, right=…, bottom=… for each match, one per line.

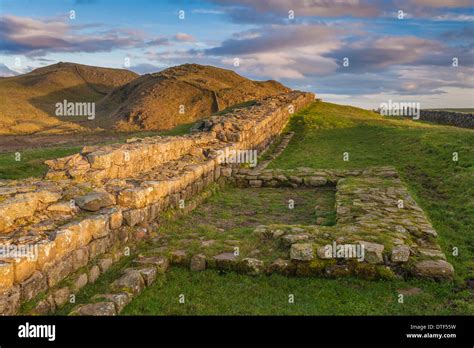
left=0, top=0, right=473, bottom=108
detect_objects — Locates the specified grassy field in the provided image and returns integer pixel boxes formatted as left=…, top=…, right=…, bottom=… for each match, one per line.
left=12, top=101, right=474, bottom=315
left=148, top=186, right=335, bottom=263
left=121, top=268, right=471, bottom=315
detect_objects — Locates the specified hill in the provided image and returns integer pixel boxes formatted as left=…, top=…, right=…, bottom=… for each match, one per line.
left=0, top=62, right=290, bottom=134
left=95, top=63, right=289, bottom=131
left=0, top=62, right=138, bottom=135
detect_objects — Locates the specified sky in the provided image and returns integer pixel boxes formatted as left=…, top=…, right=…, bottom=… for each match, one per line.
left=0, top=0, right=473, bottom=109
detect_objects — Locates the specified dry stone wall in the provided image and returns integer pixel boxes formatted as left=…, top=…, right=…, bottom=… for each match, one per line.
left=418, top=110, right=474, bottom=129
left=0, top=91, right=314, bottom=314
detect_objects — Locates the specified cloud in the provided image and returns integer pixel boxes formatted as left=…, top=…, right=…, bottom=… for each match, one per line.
left=210, top=0, right=380, bottom=20
left=433, top=14, right=474, bottom=21
left=407, top=0, right=473, bottom=8
left=191, top=9, right=226, bottom=15
left=129, top=63, right=163, bottom=74
left=0, top=15, right=145, bottom=56
left=209, top=0, right=474, bottom=22
left=295, top=64, right=474, bottom=98
left=204, top=24, right=344, bottom=56
left=197, top=18, right=473, bottom=97
left=197, top=24, right=347, bottom=79
left=174, top=33, right=196, bottom=42
left=325, top=36, right=474, bottom=72
left=147, top=37, right=169, bottom=46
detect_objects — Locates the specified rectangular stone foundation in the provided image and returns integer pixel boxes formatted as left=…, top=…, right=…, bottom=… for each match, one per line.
left=230, top=166, right=454, bottom=281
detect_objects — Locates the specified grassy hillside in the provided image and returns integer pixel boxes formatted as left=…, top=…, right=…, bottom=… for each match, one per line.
left=96, top=63, right=289, bottom=131
left=49, top=101, right=474, bottom=315
left=0, top=62, right=138, bottom=135
left=0, top=62, right=289, bottom=135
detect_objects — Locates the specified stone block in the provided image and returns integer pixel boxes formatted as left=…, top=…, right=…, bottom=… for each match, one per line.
left=53, top=287, right=71, bottom=307
left=98, top=257, right=113, bottom=273
left=134, top=256, right=169, bottom=273
left=72, top=247, right=89, bottom=271
left=70, top=302, right=116, bottom=316
left=290, top=243, right=314, bottom=261
left=190, top=254, right=206, bottom=271
left=46, top=255, right=74, bottom=287
left=20, top=271, right=47, bottom=302
left=13, top=257, right=37, bottom=283
left=0, top=285, right=20, bottom=315
left=212, top=252, right=238, bottom=270
left=75, top=191, right=116, bottom=212
left=248, top=180, right=262, bottom=189
left=239, top=258, right=264, bottom=276
left=88, top=237, right=110, bottom=260
left=0, top=261, right=14, bottom=291
left=358, top=241, right=384, bottom=264
left=304, top=176, right=328, bottom=187
left=412, top=260, right=454, bottom=281
left=136, top=267, right=157, bottom=286
left=109, top=208, right=123, bottom=229
left=391, top=245, right=410, bottom=262
left=71, top=273, right=88, bottom=292
left=111, top=269, right=145, bottom=295
left=169, top=250, right=188, bottom=265
left=92, top=293, right=131, bottom=313
left=88, top=265, right=100, bottom=284
left=267, top=258, right=295, bottom=276
left=0, top=194, right=38, bottom=232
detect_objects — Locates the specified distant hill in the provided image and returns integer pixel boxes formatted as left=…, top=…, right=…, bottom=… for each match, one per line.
left=0, top=62, right=138, bottom=135
left=96, top=63, right=289, bottom=131
left=0, top=62, right=289, bottom=135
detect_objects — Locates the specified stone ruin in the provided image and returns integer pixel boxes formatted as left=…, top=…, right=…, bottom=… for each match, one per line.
left=0, top=91, right=453, bottom=315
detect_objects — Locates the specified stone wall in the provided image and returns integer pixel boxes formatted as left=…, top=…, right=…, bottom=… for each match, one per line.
left=418, top=110, right=474, bottom=129
left=0, top=91, right=314, bottom=314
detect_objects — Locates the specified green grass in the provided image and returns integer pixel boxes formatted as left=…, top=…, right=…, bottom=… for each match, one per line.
left=0, top=122, right=194, bottom=180
left=0, top=146, right=82, bottom=180
left=121, top=267, right=472, bottom=315
left=150, top=186, right=335, bottom=263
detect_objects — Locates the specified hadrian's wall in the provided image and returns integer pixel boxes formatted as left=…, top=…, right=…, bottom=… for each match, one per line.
left=0, top=91, right=314, bottom=314
left=418, top=110, right=474, bottom=129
